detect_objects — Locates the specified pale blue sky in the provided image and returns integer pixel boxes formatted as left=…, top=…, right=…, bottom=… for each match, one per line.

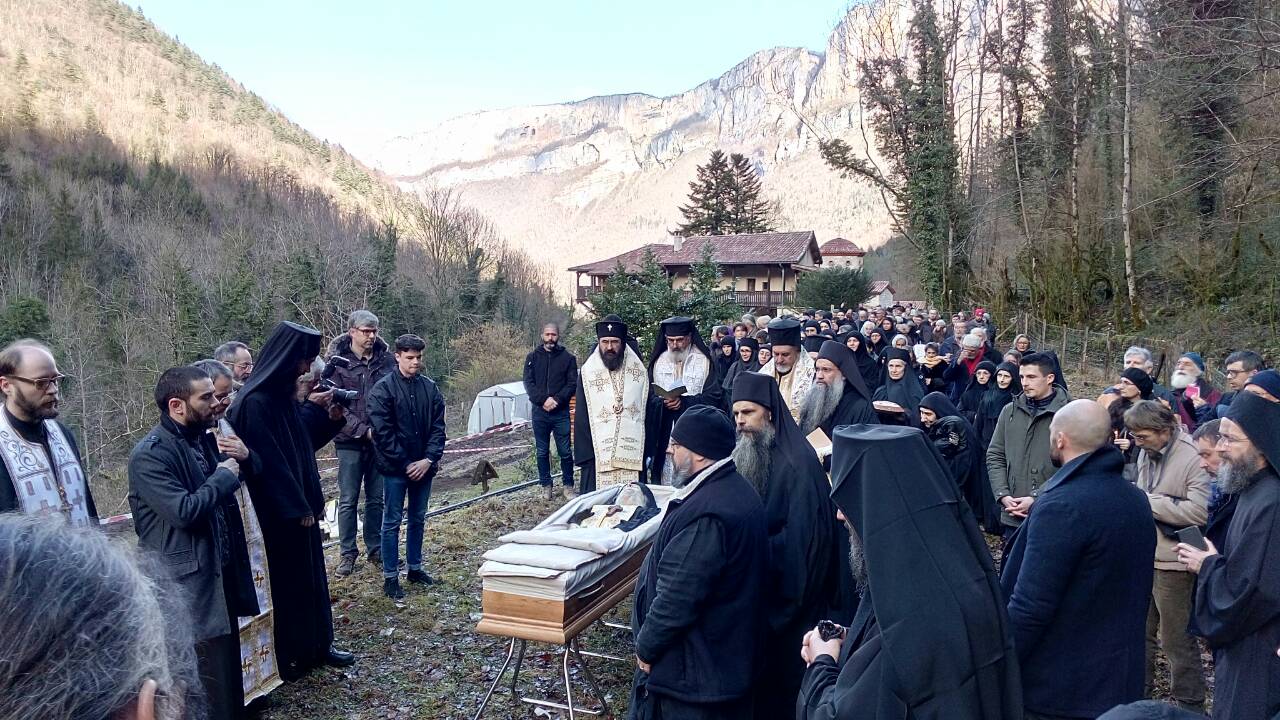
left=131, top=1, right=848, bottom=160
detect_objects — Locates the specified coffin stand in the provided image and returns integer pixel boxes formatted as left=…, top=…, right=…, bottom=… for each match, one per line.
left=472, top=543, right=649, bottom=720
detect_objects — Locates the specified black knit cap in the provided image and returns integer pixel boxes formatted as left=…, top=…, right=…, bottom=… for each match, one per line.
left=670, top=405, right=736, bottom=461
left=1121, top=367, right=1154, bottom=399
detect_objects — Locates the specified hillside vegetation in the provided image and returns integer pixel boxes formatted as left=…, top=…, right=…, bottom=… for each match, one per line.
left=0, top=0, right=561, bottom=509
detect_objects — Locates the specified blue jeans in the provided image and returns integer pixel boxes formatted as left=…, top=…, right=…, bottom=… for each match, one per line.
left=336, top=444, right=384, bottom=558
left=381, top=473, right=432, bottom=579
left=532, top=407, right=574, bottom=486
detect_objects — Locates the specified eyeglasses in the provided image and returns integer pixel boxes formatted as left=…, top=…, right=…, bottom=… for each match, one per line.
left=354, top=327, right=379, bottom=336
left=234, top=361, right=254, bottom=370
left=213, top=392, right=232, bottom=404
left=4, top=374, right=66, bottom=391
left=1224, top=368, right=1247, bottom=377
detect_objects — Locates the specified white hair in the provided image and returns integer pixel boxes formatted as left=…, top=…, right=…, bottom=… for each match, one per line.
left=1124, top=346, right=1153, bottom=365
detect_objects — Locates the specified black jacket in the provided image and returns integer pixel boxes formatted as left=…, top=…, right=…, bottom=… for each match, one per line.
left=128, top=418, right=252, bottom=641
left=633, top=460, right=768, bottom=704
left=367, top=370, right=447, bottom=479
left=1001, top=447, right=1155, bottom=718
left=522, top=343, right=577, bottom=413
left=325, top=335, right=397, bottom=446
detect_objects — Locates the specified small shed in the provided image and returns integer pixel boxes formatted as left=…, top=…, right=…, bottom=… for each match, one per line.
left=467, top=381, right=532, bottom=435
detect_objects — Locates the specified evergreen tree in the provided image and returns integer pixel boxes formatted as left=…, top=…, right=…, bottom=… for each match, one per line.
left=676, top=150, right=733, bottom=236
left=0, top=296, right=51, bottom=345
left=726, top=154, right=775, bottom=233
left=678, top=240, right=741, bottom=330
left=795, top=267, right=874, bottom=310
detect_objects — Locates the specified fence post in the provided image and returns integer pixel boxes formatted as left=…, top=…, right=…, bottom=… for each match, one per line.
left=1042, top=318, right=1048, bottom=345
left=1081, top=331, right=1089, bottom=375
left=1106, top=331, right=1114, bottom=371
left=1062, top=325, right=1069, bottom=357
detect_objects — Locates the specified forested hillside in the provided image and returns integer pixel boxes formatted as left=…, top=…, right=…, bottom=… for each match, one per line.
left=0, top=0, right=560, bottom=504
left=818, top=0, right=1280, bottom=347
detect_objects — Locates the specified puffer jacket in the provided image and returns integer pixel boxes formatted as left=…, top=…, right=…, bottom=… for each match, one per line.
left=324, top=334, right=396, bottom=447
left=986, top=389, right=1072, bottom=527
left=1133, top=428, right=1210, bottom=570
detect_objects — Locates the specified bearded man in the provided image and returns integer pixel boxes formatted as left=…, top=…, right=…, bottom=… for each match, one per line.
left=731, top=371, right=840, bottom=718
left=628, top=405, right=767, bottom=720
left=1169, top=352, right=1220, bottom=432
left=798, top=425, right=1021, bottom=720
left=800, top=340, right=877, bottom=437
left=759, top=317, right=816, bottom=422
left=0, top=339, right=96, bottom=523
left=1176, top=391, right=1280, bottom=719
left=574, top=315, right=650, bottom=493
left=643, top=317, right=723, bottom=485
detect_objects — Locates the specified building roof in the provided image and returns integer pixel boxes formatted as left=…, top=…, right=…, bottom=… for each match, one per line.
left=820, top=237, right=866, bottom=256
left=568, top=231, right=822, bottom=275
left=869, top=280, right=895, bottom=295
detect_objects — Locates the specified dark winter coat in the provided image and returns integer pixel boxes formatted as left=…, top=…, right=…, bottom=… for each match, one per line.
left=522, top=343, right=577, bottom=414
left=324, top=335, right=396, bottom=447
left=1001, top=447, right=1156, bottom=718
left=367, top=370, right=447, bottom=479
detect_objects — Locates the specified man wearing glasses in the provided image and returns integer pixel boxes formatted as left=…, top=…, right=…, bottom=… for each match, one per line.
left=325, top=310, right=396, bottom=577
left=214, top=340, right=255, bottom=386
left=0, top=339, right=97, bottom=523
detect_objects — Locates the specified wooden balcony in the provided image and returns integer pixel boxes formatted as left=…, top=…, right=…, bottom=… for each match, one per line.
left=576, top=286, right=795, bottom=308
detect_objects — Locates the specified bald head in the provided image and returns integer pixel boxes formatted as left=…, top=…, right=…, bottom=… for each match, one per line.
left=1049, top=399, right=1112, bottom=466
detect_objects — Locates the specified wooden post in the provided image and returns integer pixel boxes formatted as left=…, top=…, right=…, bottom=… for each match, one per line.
left=1106, top=331, right=1114, bottom=370
left=1041, top=318, right=1048, bottom=345
left=1062, top=325, right=1069, bottom=357
left=1081, top=331, right=1089, bottom=374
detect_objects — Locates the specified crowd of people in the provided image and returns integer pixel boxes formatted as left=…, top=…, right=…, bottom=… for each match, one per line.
left=0, top=301, right=1277, bottom=720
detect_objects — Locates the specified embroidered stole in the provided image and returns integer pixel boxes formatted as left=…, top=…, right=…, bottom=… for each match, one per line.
left=651, top=350, right=710, bottom=396
left=760, top=348, right=816, bottom=422
left=582, top=346, right=649, bottom=477
left=0, top=412, right=91, bottom=527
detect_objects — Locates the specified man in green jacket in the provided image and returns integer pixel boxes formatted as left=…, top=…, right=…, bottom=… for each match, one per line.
left=987, top=353, right=1071, bottom=541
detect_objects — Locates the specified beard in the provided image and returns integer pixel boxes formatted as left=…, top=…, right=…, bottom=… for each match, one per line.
left=1170, top=370, right=1197, bottom=390
left=12, top=390, right=58, bottom=421
left=1218, top=449, right=1263, bottom=494
left=671, top=455, right=697, bottom=488
left=799, top=379, right=845, bottom=434
left=732, top=422, right=776, bottom=496
left=845, top=520, right=868, bottom=595
left=667, top=347, right=689, bottom=365
left=601, top=347, right=623, bottom=372
left=1050, top=442, right=1063, bottom=468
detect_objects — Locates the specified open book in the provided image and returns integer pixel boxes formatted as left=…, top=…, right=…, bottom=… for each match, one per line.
left=807, top=427, right=833, bottom=459
left=652, top=385, right=687, bottom=401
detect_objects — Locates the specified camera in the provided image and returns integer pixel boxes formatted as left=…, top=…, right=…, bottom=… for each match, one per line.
left=318, top=356, right=358, bottom=407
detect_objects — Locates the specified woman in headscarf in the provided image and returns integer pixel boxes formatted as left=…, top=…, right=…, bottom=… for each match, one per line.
left=919, top=392, right=1003, bottom=533
left=873, top=347, right=927, bottom=423
left=1102, top=367, right=1154, bottom=470
left=714, top=336, right=737, bottom=381
left=975, top=361, right=1020, bottom=448
left=958, top=360, right=996, bottom=425
left=757, top=343, right=772, bottom=367
left=879, top=316, right=897, bottom=338
left=840, top=331, right=883, bottom=393
left=919, top=342, right=950, bottom=394
left=721, top=336, right=761, bottom=397
left=866, top=328, right=888, bottom=359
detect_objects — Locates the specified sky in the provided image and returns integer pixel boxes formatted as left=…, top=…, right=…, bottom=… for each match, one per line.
left=130, top=0, right=849, bottom=160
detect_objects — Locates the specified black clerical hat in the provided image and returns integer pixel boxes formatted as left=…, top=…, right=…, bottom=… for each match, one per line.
left=596, top=315, right=628, bottom=340
left=731, top=371, right=775, bottom=409
left=767, top=317, right=802, bottom=348
left=1226, top=390, right=1280, bottom=475
left=670, top=405, right=736, bottom=461
left=659, top=316, right=696, bottom=337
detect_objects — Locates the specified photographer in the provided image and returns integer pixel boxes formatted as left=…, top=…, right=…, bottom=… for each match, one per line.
left=368, top=334, right=446, bottom=600
left=325, top=310, right=395, bottom=577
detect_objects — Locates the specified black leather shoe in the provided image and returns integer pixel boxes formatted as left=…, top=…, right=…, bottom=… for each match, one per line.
left=325, top=646, right=356, bottom=667
left=407, top=569, right=434, bottom=585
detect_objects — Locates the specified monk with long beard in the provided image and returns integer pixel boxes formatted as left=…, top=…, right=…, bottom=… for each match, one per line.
left=731, top=371, right=838, bottom=719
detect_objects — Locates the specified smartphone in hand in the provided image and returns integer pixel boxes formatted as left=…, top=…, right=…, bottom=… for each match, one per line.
left=1176, top=526, right=1208, bottom=551
left=1185, top=384, right=1201, bottom=401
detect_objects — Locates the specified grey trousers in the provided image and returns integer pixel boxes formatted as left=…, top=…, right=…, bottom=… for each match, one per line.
left=336, top=444, right=384, bottom=558
left=1144, top=568, right=1207, bottom=709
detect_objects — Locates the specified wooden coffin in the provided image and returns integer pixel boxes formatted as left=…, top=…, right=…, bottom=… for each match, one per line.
left=477, top=542, right=650, bottom=644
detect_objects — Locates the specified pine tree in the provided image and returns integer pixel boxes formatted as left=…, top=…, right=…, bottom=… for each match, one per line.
left=676, top=150, right=733, bottom=236
left=726, top=153, right=775, bottom=233
left=678, top=240, right=741, bottom=329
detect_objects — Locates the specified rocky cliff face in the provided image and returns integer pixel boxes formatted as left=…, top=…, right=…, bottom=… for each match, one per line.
left=372, top=14, right=890, bottom=294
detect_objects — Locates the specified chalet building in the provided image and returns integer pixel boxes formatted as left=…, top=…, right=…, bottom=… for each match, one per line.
left=865, top=280, right=896, bottom=308
left=819, top=237, right=866, bottom=269
left=568, top=231, right=824, bottom=313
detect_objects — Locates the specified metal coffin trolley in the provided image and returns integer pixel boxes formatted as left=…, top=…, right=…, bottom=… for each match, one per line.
left=471, top=484, right=676, bottom=719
